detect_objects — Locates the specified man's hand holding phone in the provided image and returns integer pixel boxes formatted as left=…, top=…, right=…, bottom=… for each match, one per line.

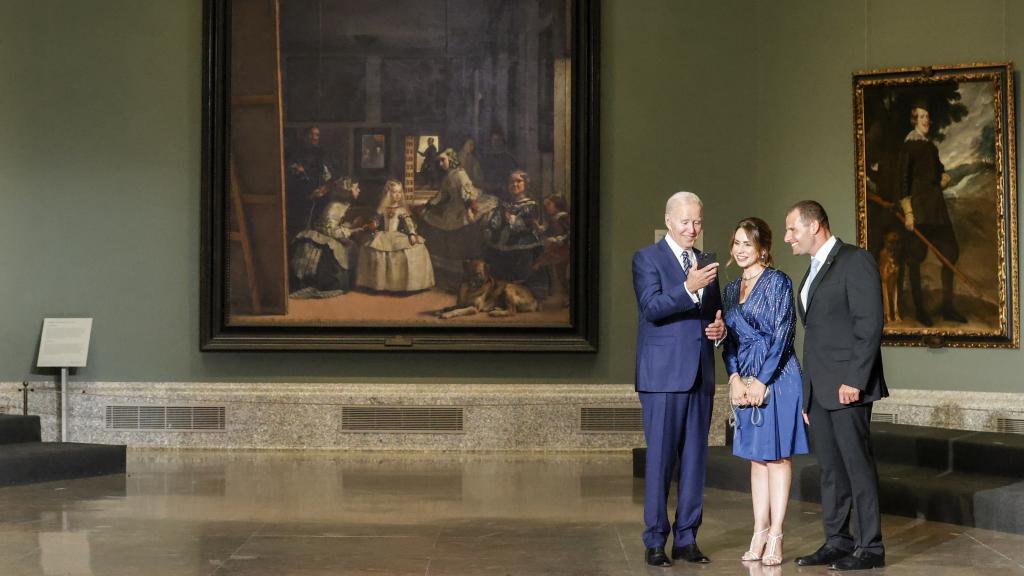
left=685, top=251, right=719, bottom=293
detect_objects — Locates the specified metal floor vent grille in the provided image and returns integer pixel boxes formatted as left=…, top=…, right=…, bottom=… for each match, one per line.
left=996, top=417, right=1024, bottom=434
left=105, top=406, right=226, bottom=431
left=580, top=407, right=643, bottom=432
left=341, top=406, right=464, bottom=433
left=871, top=412, right=898, bottom=424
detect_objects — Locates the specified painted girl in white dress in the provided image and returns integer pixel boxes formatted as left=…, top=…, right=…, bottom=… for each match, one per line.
left=356, top=180, right=435, bottom=293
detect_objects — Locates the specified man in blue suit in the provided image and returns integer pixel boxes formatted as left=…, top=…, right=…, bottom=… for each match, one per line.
left=632, top=191, right=725, bottom=567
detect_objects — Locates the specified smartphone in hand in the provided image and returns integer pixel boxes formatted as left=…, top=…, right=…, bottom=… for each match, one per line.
left=696, top=251, right=718, bottom=269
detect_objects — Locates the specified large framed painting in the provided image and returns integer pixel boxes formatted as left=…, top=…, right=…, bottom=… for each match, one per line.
left=201, top=0, right=599, bottom=351
left=854, top=62, right=1018, bottom=348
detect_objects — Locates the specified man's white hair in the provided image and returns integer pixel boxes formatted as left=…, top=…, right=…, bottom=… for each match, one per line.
left=665, top=191, right=703, bottom=214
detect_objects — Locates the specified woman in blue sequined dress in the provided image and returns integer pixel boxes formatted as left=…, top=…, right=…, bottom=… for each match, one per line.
left=722, top=217, right=809, bottom=566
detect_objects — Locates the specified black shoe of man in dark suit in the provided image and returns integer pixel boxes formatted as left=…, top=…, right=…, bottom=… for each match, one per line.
left=829, top=548, right=885, bottom=571
left=645, top=547, right=671, bottom=567
left=795, top=543, right=851, bottom=566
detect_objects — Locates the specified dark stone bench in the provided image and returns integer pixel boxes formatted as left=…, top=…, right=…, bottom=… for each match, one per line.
left=633, top=422, right=1024, bottom=534
left=0, top=414, right=126, bottom=486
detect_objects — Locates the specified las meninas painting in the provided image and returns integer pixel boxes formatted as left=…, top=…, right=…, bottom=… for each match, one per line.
left=201, top=0, right=599, bottom=351
left=854, top=63, right=1018, bottom=348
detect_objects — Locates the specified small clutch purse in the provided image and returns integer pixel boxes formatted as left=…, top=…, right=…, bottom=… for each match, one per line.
left=729, top=380, right=770, bottom=428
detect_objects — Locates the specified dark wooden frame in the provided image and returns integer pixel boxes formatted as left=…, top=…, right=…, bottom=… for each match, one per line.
left=200, top=0, right=600, bottom=351
left=853, top=62, right=1018, bottom=348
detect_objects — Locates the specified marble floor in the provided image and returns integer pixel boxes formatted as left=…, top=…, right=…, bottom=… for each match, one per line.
left=0, top=450, right=1022, bottom=575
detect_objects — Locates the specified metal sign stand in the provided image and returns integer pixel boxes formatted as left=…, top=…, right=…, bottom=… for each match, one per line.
left=36, top=317, right=92, bottom=443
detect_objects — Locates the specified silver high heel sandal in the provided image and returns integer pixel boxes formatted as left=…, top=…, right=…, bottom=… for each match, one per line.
left=762, top=532, right=783, bottom=566
left=740, top=528, right=769, bottom=561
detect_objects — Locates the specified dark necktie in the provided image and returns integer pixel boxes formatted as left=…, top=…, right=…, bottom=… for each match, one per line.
left=681, top=251, right=692, bottom=278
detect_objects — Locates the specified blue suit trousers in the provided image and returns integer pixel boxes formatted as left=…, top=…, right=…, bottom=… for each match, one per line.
left=639, top=374, right=713, bottom=549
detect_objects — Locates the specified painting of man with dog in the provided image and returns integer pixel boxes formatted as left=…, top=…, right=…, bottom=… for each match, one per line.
left=200, top=0, right=599, bottom=350
left=854, top=63, right=1018, bottom=348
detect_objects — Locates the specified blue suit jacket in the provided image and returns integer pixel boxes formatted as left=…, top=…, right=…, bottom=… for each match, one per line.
left=633, top=239, right=722, bottom=393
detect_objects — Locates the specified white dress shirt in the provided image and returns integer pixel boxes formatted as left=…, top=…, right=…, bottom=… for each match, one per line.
left=664, top=234, right=702, bottom=303
left=801, top=235, right=837, bottom=310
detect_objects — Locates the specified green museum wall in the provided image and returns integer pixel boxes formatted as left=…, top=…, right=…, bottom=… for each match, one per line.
left=748, top=0, right=1024, bottom=392
left=0, top=0, right=755, bottom=384
left=0, top=0, right=1020, bottom=392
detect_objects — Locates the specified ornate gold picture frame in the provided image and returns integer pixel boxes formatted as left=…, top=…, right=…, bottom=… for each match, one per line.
left=854, top=62, right=1017, bottom=348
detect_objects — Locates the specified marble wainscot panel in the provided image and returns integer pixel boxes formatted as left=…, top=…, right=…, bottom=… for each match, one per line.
left=0, top=382, right=1020, bottom=450
left=1, top=380, right=61, bottom=441
left=0, top=382, right=646, bottom=450
left=872, top=388, right=1024, bottom=430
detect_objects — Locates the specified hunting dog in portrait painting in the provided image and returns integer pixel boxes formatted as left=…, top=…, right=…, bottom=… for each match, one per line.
left=878, top=231, right=901, bottom=323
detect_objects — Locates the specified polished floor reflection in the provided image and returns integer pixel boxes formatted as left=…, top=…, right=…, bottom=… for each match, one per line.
left=0, top=450, right=1022, bottom=575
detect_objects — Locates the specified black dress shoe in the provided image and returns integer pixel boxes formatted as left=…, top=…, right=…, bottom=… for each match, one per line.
left=795, top=543, right=850, bottom=566
left=645, top=547, right=672, bottom=567
left=829, top=548, right=885, bottom=571
left=916, top=312, right=934, bottom=327
left=671, top=543, right=710, bottom=563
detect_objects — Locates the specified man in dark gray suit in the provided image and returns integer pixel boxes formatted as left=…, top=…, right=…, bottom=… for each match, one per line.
left=784, top=201, right=888, bottom=571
